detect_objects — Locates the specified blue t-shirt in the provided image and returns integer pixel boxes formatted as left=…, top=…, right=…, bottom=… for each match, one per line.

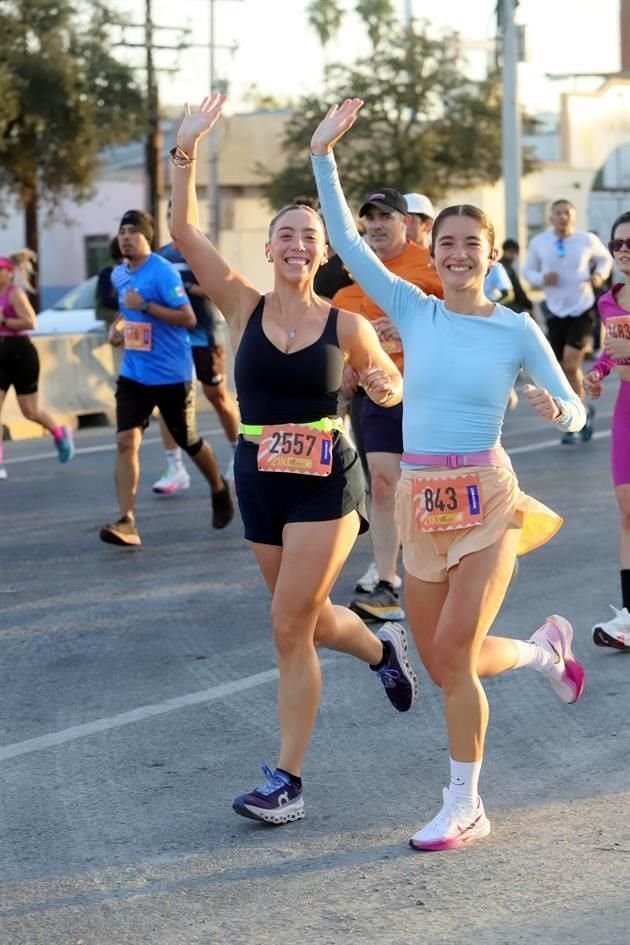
left=112, top=253, right=193, bottom=385
left=157, top=242, right=217, bottom=348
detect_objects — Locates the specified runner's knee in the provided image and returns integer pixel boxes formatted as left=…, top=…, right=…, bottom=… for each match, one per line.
left=182, top=437, right=203, bottom=458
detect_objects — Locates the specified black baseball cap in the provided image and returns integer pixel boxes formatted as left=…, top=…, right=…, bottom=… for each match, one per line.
left=359, top=188, right=408, bottom=218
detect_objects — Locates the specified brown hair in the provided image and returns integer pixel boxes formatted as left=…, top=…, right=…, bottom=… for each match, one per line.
left=610, top=211, right=630, bottom=239
left=268, top=204, right=325, bottom=240
left=430, top=204, right=495, bottom=253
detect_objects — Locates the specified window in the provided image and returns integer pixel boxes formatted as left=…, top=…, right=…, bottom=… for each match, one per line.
left=84, top=235, right=111, bottom=277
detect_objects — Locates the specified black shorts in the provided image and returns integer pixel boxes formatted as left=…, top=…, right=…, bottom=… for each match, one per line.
left=361, top=399, right=403, bottom=455
left=116, top=375, right=201, bottom=453
left=234, top=433, right=369, bottom=546
left=192, top=344, right=226, bottom=387
left=0, top=336, right=39, bottom=395
left=545, top=307, right=594, bottom=360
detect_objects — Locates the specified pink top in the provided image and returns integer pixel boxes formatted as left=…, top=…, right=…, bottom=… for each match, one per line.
left=592, top=285, right=630, bottom=378
left=0, top=286, right=28, bottom=336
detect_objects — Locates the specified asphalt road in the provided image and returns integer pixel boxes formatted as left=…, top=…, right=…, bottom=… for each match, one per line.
left=1, top=379, right=629, bottom=945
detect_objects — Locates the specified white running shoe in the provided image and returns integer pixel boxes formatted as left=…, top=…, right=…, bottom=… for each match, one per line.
left=529, top=614, right=586, bottom=704
left=592, top=606, right=630, bottom=651
left=409, top=787, right=491, bottom=852
left=0, top=467, right=7, bottom=480
left=152, top=465, right=191, bottom=495
left=354, top=561, right=402, bottom=594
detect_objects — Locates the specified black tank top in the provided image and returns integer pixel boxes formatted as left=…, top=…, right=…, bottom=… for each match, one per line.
left=235, top=296, right=345, bottom=425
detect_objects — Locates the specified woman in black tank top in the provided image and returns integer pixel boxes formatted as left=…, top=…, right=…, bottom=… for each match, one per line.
left=170, top=94, right=415, bottom=827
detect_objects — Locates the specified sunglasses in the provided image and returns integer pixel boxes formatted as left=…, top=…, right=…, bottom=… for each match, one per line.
left=555, top=238, right=565, bottom=259
left=608, top=238, right=630, bottom=254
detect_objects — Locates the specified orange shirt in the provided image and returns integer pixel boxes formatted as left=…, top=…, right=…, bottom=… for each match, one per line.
left=333, top=240, right=443, bottom=373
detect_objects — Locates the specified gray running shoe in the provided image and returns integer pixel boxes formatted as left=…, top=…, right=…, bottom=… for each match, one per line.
left=99, top=515, right=141, bottom=547
left=351, top=580, right=405, bottom=621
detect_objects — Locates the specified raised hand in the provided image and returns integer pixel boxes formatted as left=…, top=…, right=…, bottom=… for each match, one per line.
left=310, top=98, right=364, bottom=156
left=176, top=93, right=227, bottom=155
left=522, top=383, right=560, bottom=421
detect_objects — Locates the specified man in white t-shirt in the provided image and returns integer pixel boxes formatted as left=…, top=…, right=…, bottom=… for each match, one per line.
left=524, top=199, right=612, bottom=443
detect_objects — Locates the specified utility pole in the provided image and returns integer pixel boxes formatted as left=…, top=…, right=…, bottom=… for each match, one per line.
left=500, top=0, right=521, bottom=241
left=402, top=0, right=413, bottom=26
left=207, top=0, right=241, bottom=245
left=145, top=0, right=162, bottom=246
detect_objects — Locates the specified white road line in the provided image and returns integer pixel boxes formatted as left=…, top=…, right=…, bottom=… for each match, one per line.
left=3, top=427, right=222, bottom=465
left=0, top=664, right=316, bottom=761
left=509, top=429, right=610, bottom=455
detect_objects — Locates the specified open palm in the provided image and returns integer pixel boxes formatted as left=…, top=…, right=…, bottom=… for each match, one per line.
left=310, top=98, right=364, bottom=155
left=177, top=93, right=227, bottom=151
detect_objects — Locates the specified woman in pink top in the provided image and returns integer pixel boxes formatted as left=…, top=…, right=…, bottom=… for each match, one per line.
left=0, top=256, right=74, bottom=478
left=584, top=211, right=630, bottom=648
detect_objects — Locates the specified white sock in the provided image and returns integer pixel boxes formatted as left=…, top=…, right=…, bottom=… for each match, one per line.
left=512, top=639, right=557, bottom=674
left=449, top=758, right=481, bottom=803
left=230, top=440, right=237, bottom=452
left=166, top=448, right=183, bottom=471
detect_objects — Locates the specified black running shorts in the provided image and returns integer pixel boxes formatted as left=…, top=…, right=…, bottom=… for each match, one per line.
left=234, top=433, right=369, bottom=546
left=115, top=375, right=201, bottom=453
left=0, top=336, right=39, bottom=395
left=544, top=307, right=594, bottom=360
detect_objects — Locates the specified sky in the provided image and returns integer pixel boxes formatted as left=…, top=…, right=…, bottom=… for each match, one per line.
left=116, top=0, right=621, bottom=115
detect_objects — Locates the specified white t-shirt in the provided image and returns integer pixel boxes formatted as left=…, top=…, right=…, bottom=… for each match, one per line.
left=523, top=230, right=612, bottom=317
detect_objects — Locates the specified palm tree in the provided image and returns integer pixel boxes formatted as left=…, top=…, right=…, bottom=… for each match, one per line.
left=306, top=0, right=345, bottom=49
left=354, top=0, right=395, bottom=48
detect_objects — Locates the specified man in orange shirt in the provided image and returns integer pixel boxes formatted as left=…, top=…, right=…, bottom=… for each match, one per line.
left=334, top=187, right=443, bottom=622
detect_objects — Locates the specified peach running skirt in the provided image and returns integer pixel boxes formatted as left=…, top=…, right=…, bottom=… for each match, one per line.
left=395, top=464, right=562, bottom=583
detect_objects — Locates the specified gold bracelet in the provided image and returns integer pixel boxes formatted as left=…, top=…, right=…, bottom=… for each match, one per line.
left=169, top=145, right=195, bottom=168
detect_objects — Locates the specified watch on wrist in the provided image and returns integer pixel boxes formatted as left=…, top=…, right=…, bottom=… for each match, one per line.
left=140, top=300, right=150, bottom=313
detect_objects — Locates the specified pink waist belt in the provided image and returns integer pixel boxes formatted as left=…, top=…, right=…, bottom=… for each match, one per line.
left=401, top=447, right=512, bottom=471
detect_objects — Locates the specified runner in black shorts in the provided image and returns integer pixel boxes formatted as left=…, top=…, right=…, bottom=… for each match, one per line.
left=544, top=306, right=594, bottom=362
left=0, top=256, right=74, bottom=478
left=99, top=209, right=233, bottom=547
left=171, top=93, right=418, bottom=826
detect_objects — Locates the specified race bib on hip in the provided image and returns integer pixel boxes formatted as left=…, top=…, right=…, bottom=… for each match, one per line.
left=257, top=424, right=333, bottom=476
left=412, top=472, right=484, bottom=532
left=606, top=315, right=630, bottom=365
left=124, top=321, right=152, bottom=352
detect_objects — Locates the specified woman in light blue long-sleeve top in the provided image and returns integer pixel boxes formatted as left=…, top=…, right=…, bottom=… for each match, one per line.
left=310, top=99, right=587, bottom=852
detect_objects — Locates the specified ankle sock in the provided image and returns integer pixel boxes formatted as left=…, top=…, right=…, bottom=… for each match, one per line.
left=512, top=638, right=557, bottom=674
left=165, top=447, right=183, bottom=469
left=276, top=768, right=302, bottom=788
left=370, top=641, right=390, bottom=672
left=449, top=758, right=481, bottom=803
left=621, top=570, right=630, bottom=611
left=52, top=426, right=64, bottom=442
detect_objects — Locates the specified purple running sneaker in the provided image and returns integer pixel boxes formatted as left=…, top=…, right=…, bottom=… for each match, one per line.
left=374, top=622, right=419, bottom=712
left=529, top=614, right=586, bottom=704
left=232, top=764, right=304, bottom=825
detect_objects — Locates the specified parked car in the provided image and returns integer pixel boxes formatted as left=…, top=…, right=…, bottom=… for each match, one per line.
left=33, top=276, right=105, bottom=335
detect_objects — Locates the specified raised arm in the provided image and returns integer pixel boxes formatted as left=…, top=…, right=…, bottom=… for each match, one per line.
left=170, top=94, right=259, bottom=327
left=310, top=100, right=424, bottom=326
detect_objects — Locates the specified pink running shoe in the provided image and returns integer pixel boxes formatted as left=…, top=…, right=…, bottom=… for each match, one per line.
left=409, top=787, right=491, bottom=852
left=529, top=614, right=586, bottom=704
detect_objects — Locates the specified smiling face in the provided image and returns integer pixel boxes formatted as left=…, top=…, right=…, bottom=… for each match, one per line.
left=266, top=206, right=327, bottom=284
left=611, top=220, right=630, bottom=277
left=431, top=211, right=495, bottom=293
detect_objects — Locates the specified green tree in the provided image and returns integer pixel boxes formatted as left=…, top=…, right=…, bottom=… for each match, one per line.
left=261, top=25, right=536, bottom=211
left=0, top=0, right=146, bottom=285
left=354, top=0, right=396, bottom=48
left=306, top=0, right=345, bottom=48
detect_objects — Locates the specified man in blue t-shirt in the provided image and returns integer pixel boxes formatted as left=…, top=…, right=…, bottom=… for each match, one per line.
left=100, top=209, right=233, bottom=547
left=153, top=224, right=239, bottom=494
